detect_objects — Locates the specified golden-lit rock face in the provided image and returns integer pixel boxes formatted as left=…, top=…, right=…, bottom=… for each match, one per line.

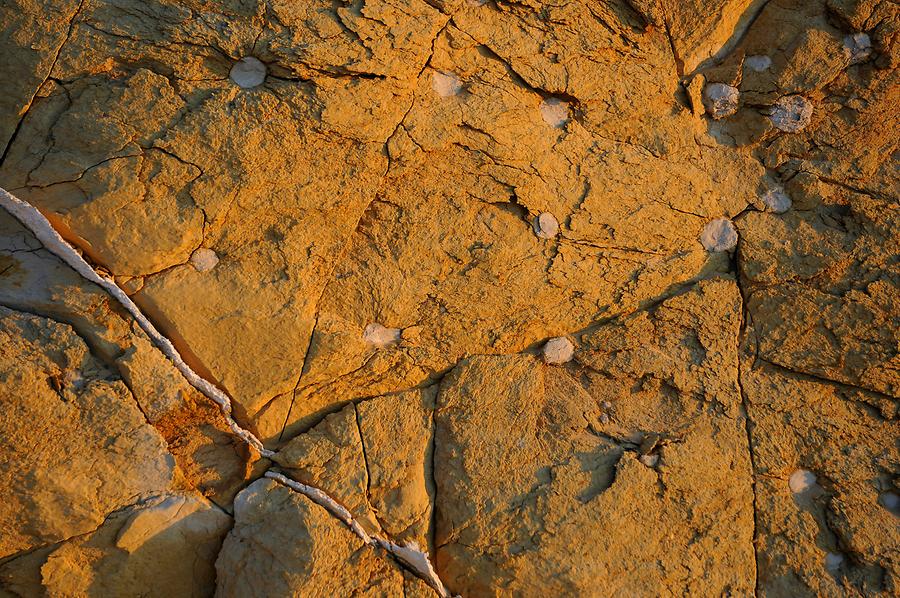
left=0, top=0, right=897, bottom=596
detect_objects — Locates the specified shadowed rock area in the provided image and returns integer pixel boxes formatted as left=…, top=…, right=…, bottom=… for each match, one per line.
left=0, top=0, right=897, bottom=596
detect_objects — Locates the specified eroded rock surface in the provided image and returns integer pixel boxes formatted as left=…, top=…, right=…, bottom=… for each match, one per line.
left=215, top=478, right=434, bottom=597
left=0, top=307, right=176, bottom=558
left=0, top=0, right=897, bottom=595
left=0, top=493, right=230, bottom=597
left=434, top=279, right=756, bottom=595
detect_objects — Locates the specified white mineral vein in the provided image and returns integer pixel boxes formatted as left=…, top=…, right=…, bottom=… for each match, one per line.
left=0, top=187, right=274, bottom=458
left=266, top=471, right=452, bottom=598
left=2, top=187, right=454, bottom=595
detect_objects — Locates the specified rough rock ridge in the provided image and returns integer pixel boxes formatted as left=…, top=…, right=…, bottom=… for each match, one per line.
left=0, top=0, right=897, bottom=596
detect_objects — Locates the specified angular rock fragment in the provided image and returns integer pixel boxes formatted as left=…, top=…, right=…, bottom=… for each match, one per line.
left=274, top=388, right=436, bottom=550
left=0, top=211, right=258, bottom=506
left=0, top=493, right=229, bottom=597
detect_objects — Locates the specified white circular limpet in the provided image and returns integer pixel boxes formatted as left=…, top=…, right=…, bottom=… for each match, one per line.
left=542, top=336, right=574, bottom=365
left=230, top=57, right=267, bottom=89
left=190, top=248, right=219, bottom=272
left=363, top=323, right=402, bottom=347
left=432, top=71, right=463, bottom=98
left=700, top=218, right=738, bottom=252
left=540, top=98, right=569, bottom=128
left=533, top=212, right=559, bottom=239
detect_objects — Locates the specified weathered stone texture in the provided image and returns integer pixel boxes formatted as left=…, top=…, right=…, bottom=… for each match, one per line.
left=0, top=0, right=897, bottom=595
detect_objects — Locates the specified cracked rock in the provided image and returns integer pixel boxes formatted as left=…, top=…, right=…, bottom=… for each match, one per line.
left=0, top=307, right=176, bottom=557
left=215, top=478, right=434, bottom=597
left=0, top=493, right=230, bottom=597
left=434, top=280, right=754, bottom=595
left=0, top=0, right=896, bottom=594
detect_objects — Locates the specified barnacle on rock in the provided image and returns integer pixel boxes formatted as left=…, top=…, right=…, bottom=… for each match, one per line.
left=432, top=71, right=463, bottom=97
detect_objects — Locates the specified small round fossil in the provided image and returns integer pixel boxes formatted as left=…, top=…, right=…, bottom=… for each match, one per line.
left=700, top=218, right=738, bottom=252
left=540, top=98, right=569, bottom=128
left=542, top=336, right=574, bottom=365
left=190, top=248, right=219, bottom=272
left=432, top=71, right=463, bottom=98
left=770, top=95, right=813, bottom=133
left=363, top=323, right=402, bottom=347
left=702, top=83, right=740, bottom=119
left=533, top=212, right=560, bottom=239
left=230, top=57, right=267, bottom=89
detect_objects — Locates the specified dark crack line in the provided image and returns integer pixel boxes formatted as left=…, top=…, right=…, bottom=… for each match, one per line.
left=733, top=233, right=761, bottom=597
left=0, top=0, right=85, bottom=168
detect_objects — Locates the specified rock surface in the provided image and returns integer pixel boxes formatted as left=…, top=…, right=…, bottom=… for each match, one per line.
left=0, top=0, right=897, bottom=595
left=215, top=478, right=434, bottom=597
left=0, top=493, right=230, bottom=597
